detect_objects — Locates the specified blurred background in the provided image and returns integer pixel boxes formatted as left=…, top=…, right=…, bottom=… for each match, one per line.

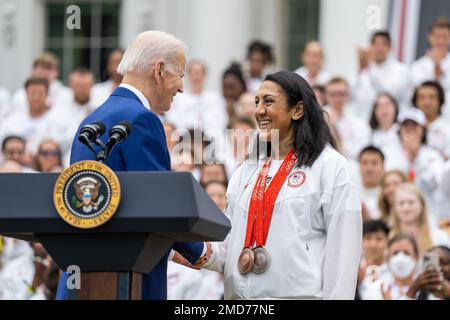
left=0, top=0, right=449, bottom=91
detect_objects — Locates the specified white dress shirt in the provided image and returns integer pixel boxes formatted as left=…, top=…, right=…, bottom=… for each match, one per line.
left=118, top=83, right=151, bottom=110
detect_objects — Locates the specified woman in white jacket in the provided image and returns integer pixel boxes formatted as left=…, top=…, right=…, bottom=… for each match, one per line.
left=202, top=71, right=362, bottom=299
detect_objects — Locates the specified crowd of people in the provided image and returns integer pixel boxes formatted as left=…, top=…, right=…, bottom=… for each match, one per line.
left=1, top=17, right=450, bottom=300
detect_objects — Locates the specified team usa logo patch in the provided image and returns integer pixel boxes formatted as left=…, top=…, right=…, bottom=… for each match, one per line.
left=53, top=160, right=121, bottom=229
left=287, top=171, right=306, bottom=188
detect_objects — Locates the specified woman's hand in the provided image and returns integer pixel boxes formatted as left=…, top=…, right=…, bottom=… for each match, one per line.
left=406, top=269, right=444, bottom=299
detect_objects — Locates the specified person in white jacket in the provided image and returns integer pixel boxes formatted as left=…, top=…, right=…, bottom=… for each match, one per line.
left=351, top=31, right=409, bottom=120
left=412, top=80, right=450, bottom=159
left=202, top=71, right=362, bottom=300
left=410, top=18, right=450, bottom=109
left=383, top=108, right=445, bottom=224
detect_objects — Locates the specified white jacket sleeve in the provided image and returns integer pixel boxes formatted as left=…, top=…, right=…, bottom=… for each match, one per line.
left=203, top=163, right=244, bottom=273
left=321, top=167, right=362, bottom=299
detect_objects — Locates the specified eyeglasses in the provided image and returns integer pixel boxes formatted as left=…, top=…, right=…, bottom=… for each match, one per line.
left=38, top=150, right=61, bottom=157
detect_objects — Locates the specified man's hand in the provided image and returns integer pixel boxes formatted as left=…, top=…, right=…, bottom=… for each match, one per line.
left=171, top=243, right=213, bottom=270
left=427, top=48, right=446, bottom=79
left=193, top=242, right=213, bottom=269
left=171, top=251, right=200, bottom=270
left=357, top=47, right=371, bottom=71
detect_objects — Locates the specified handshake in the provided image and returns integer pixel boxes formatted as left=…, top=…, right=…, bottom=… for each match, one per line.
left=171, top=242, right=213, bottom=270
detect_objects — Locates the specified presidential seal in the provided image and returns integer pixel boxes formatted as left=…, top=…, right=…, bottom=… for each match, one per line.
left=53, top=160, right=121, bottom=229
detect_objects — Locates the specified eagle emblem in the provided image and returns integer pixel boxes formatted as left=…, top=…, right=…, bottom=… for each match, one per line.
left=73, top=177, right=104, bottom=213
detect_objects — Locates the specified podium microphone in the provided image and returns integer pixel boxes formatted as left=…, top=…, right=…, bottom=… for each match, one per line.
left=97, top=121, right=132, bottom=163
left=78, top=122, right=106, bottom=157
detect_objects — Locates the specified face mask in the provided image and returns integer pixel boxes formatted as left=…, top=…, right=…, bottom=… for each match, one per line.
left=388, top=252, right=416, bottom=279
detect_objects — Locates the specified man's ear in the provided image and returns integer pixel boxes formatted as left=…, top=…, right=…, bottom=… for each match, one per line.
left=292, top=101, right=304, bottom=121
left=154, top=61, right=164, bottom=84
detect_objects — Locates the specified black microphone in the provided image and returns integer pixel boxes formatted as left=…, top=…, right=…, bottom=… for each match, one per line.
left=108, top=121, right=132, bottom=145
left=78, top=122, right=106, bottom=158
left=78, top=122, right=106, bottom=145
left=97, top=121, right=132, bottom=163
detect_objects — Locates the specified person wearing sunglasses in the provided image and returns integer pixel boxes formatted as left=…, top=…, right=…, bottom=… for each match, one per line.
left=33, top=140, right=63, bottom=173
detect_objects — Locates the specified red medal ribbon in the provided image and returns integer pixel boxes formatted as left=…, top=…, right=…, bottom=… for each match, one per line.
left=243, top=149, right=298, bottom=249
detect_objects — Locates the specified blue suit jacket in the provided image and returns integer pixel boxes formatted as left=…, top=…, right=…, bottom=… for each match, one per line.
left=55, top=87, right=204, bottom=300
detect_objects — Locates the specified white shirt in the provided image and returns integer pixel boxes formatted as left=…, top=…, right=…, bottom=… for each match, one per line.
left=410, top=52, right=450, bottom=92
left=7, top=80, right=72, bottom=120
left=0, top=251, right=34, bottom=300
left=384, top=144, right=445, bottom=222
left=370, top=125, right=402, bottom=156
left=38, top=99, right=95, bottom=167
left=0, top=110, right=51, bottom=155
left=358, top=263, right=390, bottom=300
left=360, top=186, right=381, bottom=220
left=118, top=83, right=150, bottom=110
left=294, top=66, right=331, bottom=86
left=245, top=76, right=264, bottom=93
left=427, top=116, right=450, bottom=158
left=325, top=107, right=371, bottom=160
left=204, top=145, right=362, bottom=299
left=167, top=261, right=224, bottom=300
left=91, top=79, right=116, bottom=108
left=165, top=89, right=228, bottom=133
left=350, top=58, right=409, bottom=120
left=0, top=87, right=10, bottom=127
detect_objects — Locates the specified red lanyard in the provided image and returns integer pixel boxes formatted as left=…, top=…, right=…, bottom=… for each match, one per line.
left=243, top=149, right=298, bottom=248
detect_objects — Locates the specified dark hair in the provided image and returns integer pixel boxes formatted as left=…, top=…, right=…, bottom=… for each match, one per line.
left=247, top=40, right=274, bottom=64
left=431, top=245, right=450, bottom=254
left=1, top=135, right=26, bottom=152
left=70, top=66, right=94, bottom=76
left=371, top=30, right=391, bottom=45
left=33, top=140, right=63, bottom=172
left=24, top=77, right=49, bottom=92
left=312, top=84, right=325, bottom=95
left=363, top=219, right=389, bottom=237
left=263, top=71, right=337, bottom=168
left=359, top=145, right=385, bottom=162
left=369, top=93, right=399, bottom=130
left=412, top=81, right=446, bottom=115
left=429, top=17, right=450, bottom=33
left=388, top=233, right=419, bottom=257
left=222, top=62, right=247, bottom=92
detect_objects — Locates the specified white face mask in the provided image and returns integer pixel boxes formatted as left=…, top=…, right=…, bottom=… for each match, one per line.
left=388, top=252, right=416, bottom=279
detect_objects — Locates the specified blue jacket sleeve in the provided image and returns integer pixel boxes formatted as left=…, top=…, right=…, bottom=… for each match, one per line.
left=124, top=111, right=204, bottom=264
left=172, top=242, right=205, bottom=264
left=123, top=112, right=170, bottom=171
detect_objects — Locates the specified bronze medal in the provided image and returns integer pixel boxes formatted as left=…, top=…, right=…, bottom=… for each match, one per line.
left=251, top=246, right=271, bottom=274
left=238, top=248, right=254, bottom=275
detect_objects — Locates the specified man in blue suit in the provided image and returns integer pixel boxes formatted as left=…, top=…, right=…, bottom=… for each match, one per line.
left=56, top=31, right=211, bottom=300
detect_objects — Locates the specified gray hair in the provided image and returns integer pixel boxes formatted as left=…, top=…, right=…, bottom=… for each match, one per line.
left=117, top=30, right=187, bottom=75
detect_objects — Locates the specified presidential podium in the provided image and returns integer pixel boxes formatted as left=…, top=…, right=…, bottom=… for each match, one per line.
left=0, top=171, right=231, bottom=300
